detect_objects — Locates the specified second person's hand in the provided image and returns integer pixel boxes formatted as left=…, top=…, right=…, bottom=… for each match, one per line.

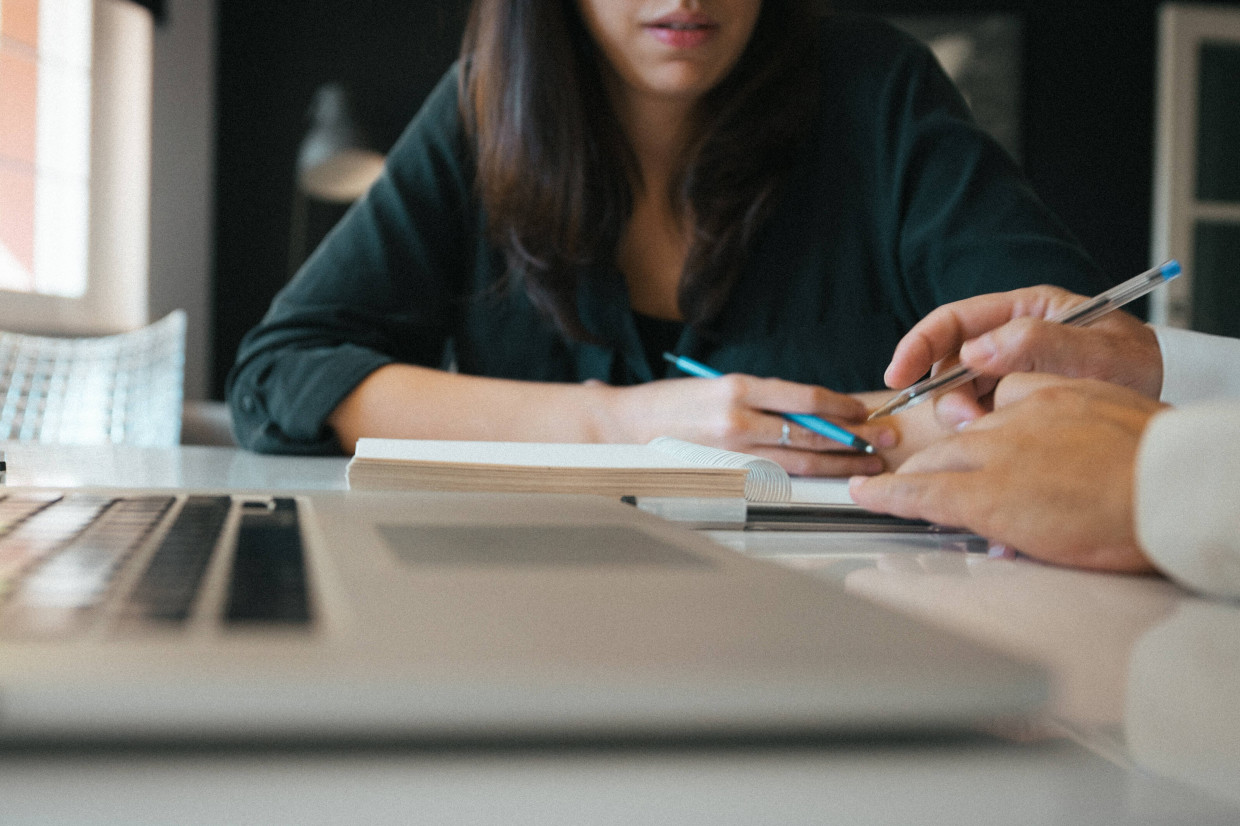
left=882, top=285, right=1164, bottom=429
left=851, top=373, right=1167, bottom=572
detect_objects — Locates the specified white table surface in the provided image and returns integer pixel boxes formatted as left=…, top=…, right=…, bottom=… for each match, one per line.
left=2, top=442, right=1238, bottom=825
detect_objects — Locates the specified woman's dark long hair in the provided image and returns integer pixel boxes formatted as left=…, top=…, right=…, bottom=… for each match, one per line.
left=460, top=0, right=818, bottom=340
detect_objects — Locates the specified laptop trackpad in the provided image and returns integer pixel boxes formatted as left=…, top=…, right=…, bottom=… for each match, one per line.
left=377, top=525, right=714, bottom=568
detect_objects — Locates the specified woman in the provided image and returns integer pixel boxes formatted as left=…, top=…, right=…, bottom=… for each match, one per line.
left=228, top=0, right=1108, bottom=474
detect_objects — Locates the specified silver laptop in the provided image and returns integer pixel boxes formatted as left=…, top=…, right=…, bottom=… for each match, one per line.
left=0, top=487, right=1045, bottom=743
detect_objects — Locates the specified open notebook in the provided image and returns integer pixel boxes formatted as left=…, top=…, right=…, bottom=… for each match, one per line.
left=346, top=437, right=945, bottom=531
left=346, top=437, right=793, bottom=500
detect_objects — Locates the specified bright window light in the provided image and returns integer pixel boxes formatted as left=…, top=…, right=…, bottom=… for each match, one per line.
left=0, top=0, right=93, bottom=298
left=0, top=0, right=151, bottom=337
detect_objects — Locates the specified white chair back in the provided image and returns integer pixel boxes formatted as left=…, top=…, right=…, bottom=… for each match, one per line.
left=0, top=311, right=186, bottom=446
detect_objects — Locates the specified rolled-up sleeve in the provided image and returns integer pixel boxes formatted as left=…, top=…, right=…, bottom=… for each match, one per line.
left=226, top=67, right=474, bottom=454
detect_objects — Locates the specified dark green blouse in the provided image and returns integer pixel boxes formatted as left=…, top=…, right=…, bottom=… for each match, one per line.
left=227, top=15, right=1109, bottom=455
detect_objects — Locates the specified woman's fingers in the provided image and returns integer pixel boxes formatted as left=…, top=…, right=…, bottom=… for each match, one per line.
left=729, top=374, right=869, bottom=423
left=752, top=444, right=887, bottom=477
left=765, top=415, right=894, bottom=453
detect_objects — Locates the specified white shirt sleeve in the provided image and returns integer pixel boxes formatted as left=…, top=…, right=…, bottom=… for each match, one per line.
left=1135, top=402, right=1240, bottom=600
left=1154, top=326, right=1240, bottom=404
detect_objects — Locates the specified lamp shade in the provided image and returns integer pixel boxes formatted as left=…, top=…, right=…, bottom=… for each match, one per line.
left=295, top=83, right=385, bottom=203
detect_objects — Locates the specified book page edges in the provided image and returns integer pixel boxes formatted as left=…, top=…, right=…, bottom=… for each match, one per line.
left=349, top=437, right=791, bottom=502
left=646, top=437, right=791, bottom=503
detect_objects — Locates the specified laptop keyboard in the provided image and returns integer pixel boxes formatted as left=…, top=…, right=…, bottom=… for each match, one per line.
left=128, top=495, right=230, bottom=621
left=0, top=492, right=311, bottom=636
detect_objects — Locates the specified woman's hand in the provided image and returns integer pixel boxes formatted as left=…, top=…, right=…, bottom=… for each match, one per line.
left=883, top=285, right=1163, bottom=429
left=851, top=374, right=1167, bottom=573
left=592, top=373, right=897, bottom=477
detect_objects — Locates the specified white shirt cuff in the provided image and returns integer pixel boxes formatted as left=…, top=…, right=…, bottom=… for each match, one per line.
left=1154, top=326, right=1240, bottom=405
left=1136, top=403, right=1240, bottom=599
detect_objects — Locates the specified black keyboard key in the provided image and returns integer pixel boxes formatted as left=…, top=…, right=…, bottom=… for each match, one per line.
left=129, top=496, right=231, bottom=622
left=224, top=498, right=311, bottom=625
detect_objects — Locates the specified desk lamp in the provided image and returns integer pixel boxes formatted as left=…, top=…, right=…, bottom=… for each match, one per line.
left=288, top=83, right=385, bottom=272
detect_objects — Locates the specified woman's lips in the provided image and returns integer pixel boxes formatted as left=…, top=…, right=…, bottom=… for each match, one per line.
left=644, top=18, right=718, bottom=49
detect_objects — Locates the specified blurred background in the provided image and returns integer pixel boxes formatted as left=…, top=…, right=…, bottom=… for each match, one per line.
left=4, top=0, right=1238, bottom=405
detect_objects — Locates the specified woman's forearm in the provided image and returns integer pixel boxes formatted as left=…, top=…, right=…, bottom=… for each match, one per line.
left=327, top=366, right=946, bottom=475
left=327, top=364, right=615, bottom=453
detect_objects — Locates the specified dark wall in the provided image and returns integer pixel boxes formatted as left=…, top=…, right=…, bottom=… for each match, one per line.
left=212, top=0, right=470, bottom=398
left=209, top=0, right=1227, bottom=398
left=835, top=0, right=1165, bottom=319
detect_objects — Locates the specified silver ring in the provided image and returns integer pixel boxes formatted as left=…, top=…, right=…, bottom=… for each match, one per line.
left=778, top=422, right=791, bottom=447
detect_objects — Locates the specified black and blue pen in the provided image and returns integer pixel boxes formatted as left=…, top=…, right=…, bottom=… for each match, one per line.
left=662, top=353, right=876, bottom=455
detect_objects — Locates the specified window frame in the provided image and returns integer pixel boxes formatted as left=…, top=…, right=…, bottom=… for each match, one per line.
left=1151, top=3, right=1240, bottom=329
left=0, top=0, right=152, bottom=336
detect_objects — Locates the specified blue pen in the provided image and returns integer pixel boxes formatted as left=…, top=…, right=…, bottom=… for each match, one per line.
left=662, top=353, right=876, bottom=454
